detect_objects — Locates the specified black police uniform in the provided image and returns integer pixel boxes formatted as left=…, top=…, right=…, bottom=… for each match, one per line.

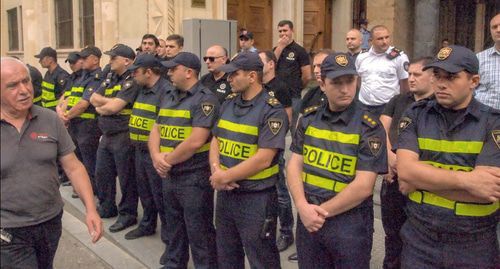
left=200, top=72, right=232, bottom=104
left=213, top=89, right=288, bottom=269
left=156, top=81, right=218, bottom=268
left=66, top=68, right=102, bottom=192
left=300, top=85, right=326, bottom=114
left=128, top=76, right=170, bottom=250
left=41, top=65, right=69, bottom=110
left=94, top=70, right=139, bottom=223
left=291, top=101, right=387, bottom=268
left=396, top=98, right=500, bottom=268
left=27, top=64, right=43, bottom=106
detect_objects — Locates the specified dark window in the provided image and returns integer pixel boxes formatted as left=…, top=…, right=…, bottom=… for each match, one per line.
left=7, top=8, right=19, bottom=51
left=79, top=0, right=94, bottom=47
left=55, top=0, right=73, bottom=48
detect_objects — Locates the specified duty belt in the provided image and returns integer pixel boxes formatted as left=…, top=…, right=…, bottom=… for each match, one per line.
left=302, top=172, right=348, bottom=193
left=408, top=190, right=499, bottom=217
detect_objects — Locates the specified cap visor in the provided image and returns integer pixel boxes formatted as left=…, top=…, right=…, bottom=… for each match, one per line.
left=423, top=62, right=463, bottom=73
left=217, top=63, right=239, bottom=73
left=325, top=70, right=358, bottom=80
left=34, top=54, right=42, bottom=58
left=103, top=51, right=116, bottom=56
left=161, top=60, right=179, bottom=69
left=127, top=64, right=140, bottom=71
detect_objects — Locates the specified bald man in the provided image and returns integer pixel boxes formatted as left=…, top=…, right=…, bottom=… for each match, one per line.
left=200, top=45, right=232, bottom=103
left=345, top=29, right=365, bottom=62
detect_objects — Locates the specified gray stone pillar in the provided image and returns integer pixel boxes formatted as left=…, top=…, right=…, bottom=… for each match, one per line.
left=414, top=0, right=440, bottom=58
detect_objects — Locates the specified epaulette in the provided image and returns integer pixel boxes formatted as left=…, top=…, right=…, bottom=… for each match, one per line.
left=303, top=105, right=319, bottom=116
left=268, top=90, right=276, bottom=97
left=94, top=72, right=101, bottom=80
left=122, top=79, right=134, bottom=90
left=267, top=97, right=281, bottom=107
left=226, top=93, right=238, bottom=100
left=386, top=47, right=402, bottom=60
left=362, top=113, right=378, bottom=128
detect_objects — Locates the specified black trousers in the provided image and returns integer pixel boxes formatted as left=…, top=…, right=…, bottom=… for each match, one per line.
left=1, top=212, right=63, bottom=269
left=216, top=187, right=280, bottom=269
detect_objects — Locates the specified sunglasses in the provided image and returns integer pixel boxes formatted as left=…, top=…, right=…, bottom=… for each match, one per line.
left=203, top=56, right=224, bottom=62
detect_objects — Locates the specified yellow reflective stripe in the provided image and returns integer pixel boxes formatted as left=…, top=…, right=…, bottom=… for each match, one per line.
left=67, top=96, right=81, bottom=107
left=302, top=172, right=348, bottom=192
left=305, top=126, right=360, bottom=145
left=119, top=109, right=132, bottom=115
left=130, top=133, right=149, bottom=142
left=105, top=85, right=121, bottom=96
left=158, top=109, right=191, bottom=119
left=217, top=119, right=258, bottom=136
left=41, top=81, right=55, bottom=89
left=42, top=100, right=58, bottom=108
left=133, top=102, right=156, bottom=113
left=71, top=87, right=84, bottom=93
left=408, top=191, right=499, bottom=217
left=218, top=137, right=258, bottom=160
left=159, top=125, right=192, bottom=141
left=418, top=138, right=483, bottom=154
left=33, top=95, right=42, bottom=103
left=220, top=164, right=279, bottom=180
left=64, top=91, right=71, bottom=97
left=41, top=89, right=56, bottom=100
left=303, top=144, right=357, bottom=176
left=129, top=114, right=154, bottom=131
left=423, top=161, right=473, bottom=172
left=160, top=142, right=210, bottom=153
left=78, top=112, right=96, bottom=119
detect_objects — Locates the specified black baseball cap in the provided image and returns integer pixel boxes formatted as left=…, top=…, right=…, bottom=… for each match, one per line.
left=79, top=46, right=102, bottom=58
left=65, top=52, right=81, bottom=64
left=239, top=29, right=254, bottom=39
left=161, top=52, right=201, bottom=72
left=217, top=52, right=263, bottom=73
left=423, top=45, right=479, bottom=74
left=104, top=44, right=135, bottom=60
left=35, top=47, right=57, bottom=59
left=321, top=52, right=358, bottom=79
left=128, top=53, right=162, bottom=71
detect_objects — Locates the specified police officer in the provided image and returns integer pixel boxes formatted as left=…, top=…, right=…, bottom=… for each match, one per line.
left=379, top=56, right=434, bottom=269
left=345, top=29, right=366, bottom=62
left=396, top=45, right=500, bottom=268
left=89, top=44, right=139, bottom=234
left=200, top=45, right=232, bottom=103
left=127, top=53, right=170, bottom=265
left=287, top=52, right=387, bottom=268
left=356, top=25, right=409, bottom=117
left=26, top=64, right=43, bottom=106
left=148, top=52, right=218, bottom=269
left=34, top=47, right=69, bottom=110
left=60, top=46, right=103, bottom=194
left=258, top=50, right=295, bottom=252
left=210, top=52, right=288, bottom=268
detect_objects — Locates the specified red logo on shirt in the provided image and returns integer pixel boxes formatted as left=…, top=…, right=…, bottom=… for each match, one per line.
left=30, top=132, right=49, bottom=140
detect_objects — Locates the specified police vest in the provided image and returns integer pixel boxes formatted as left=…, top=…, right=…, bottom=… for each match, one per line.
left=406, top=100, right=498, bottom=233
left=156, top=86, right=214, bottom=174
left=41, top=66, right=68, bottom=109
left=301, top=105, right=372, bottom=204
left=66, top=69, right=100, bottom=120
left=97, top=74, right=134, bottom=135
left=128, top=78, right=168, bottom=144
left=215, top=91, right=280, bottom=191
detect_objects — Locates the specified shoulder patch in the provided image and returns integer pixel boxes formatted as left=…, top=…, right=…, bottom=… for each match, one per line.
left=398, top=117, right=412, bottom=134
left=226, top=93, right=238, bottom=100
left=303, top=105, right=319, bottom=116
left=386, top=47, right=401, bottom=60
left=492, top=130, right=500, bottom=150
left=201, top=102, right=215, bottom=116
left=368, top=136, right=382, bottom=156
left=58, top=79, right=66, bottom=86
left=403, top=61, right=409, bottom=71
left=122, top=80, right=133, bottom=90
left=362, top=114, right=378, bottom=128
left=268, top=118, right=283, bottom=135
left=267, top=97, right=281, bottom=107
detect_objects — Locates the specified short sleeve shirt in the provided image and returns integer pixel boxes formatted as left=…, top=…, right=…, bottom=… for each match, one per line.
left=1, top=106, right=75, bottom=228
left=357, top=46, right=409, bottom=106
left=382, top=93, right=416, bottom=146
left=264, top=77, right=292, bottom=108
left=274, top=41, right=310, bottom=98
left=475, top=47, right=500, bottom=109
left=199, top=72, right=231, bottom=104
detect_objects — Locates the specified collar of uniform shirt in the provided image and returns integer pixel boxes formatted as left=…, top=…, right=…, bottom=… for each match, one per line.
left=431, top=98, right=483, bottom=121
left=321, top=101, right=357, bottom=124
left=235, top=87, right=266, bottom=107
left=368, top=46, right=393, bottom=56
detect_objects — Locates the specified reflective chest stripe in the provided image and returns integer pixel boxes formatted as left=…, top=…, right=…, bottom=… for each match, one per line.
left=409, top=191, right=499, bottom=217
left=130, top=133, right=149, bottom=142
left=305, top=125, right=360, bottom=145
left=218, top=137, right=258, bottom=160
left=133, top=102, right=157, bottom=113
left=129, top=115, right=154, bottom=131
left=41, top=81, right=57, bottom=107
left=158, top=108, right=190, bottom=119
left=217, top=119, right=259, bottom=136
left=159, top=125, right=191, bottom=141
left=303, top=144, right=357, bottom=176
left=302, top=172, right=348, bottom=192
left=418, top=138, right=483, bottom=154
left=33, top=95, right=42, bottom=103
left=67, top=87, right=85, bottom=107
left=105, top=85, right=121, bottom=97
left=41, top=81, right=55, bottom=90
left=129, top=102, right=158, bottom=142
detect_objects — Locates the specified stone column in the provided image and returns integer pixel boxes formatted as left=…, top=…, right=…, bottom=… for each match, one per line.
left=414, top=0, right=439, bottom=58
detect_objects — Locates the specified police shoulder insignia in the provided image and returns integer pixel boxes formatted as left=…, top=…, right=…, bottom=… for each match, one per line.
left=123, top=80, right=133, bottom=90
left=268, top=118, right=283, bottom=135
left=403, top=61, right=409, bottom=71
left=398, top=116, right=412, bottom=134
left=59, top=79, right=66, bottom=86
left=94, top=73, right=100, bottom=80
left=387, top=47, right=401, bottom=60
left=201, top=102, right=215, bottom=116
left=368, top=136, right=382, bottom=156
left=303, top=105, right=319, bottom=115
left=268, top=90, right=275, bottom=97
left=226, top=93, right=238, bottom=100
left=362, top=114, right=378, bottom=128
left=492, top=130, right=500, bottom=150
left=267, top=97, right=281, bottom=107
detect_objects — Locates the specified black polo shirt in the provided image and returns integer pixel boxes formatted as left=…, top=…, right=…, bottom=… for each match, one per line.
left=382, top=93, right=416, bottom=146
left=200, top=72, right=231, bottom=104
left=264, top=76, right=292, bottom=108
left=274, top=41, right=310, bottom=98
left=299, top=86, right=326, bottom=113
left=1, top=106, right=75, bottom=228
